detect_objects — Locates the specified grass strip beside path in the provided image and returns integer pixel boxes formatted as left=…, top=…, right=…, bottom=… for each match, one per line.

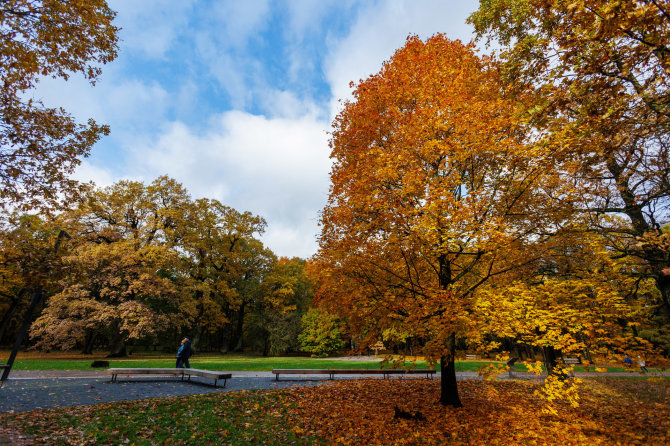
left=3, top=352, right=665, bottom=373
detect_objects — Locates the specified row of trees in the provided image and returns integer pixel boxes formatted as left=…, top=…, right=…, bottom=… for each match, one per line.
left=0, top=177, right=320, bottom=356
left=311, top=0, right=670, bottom=407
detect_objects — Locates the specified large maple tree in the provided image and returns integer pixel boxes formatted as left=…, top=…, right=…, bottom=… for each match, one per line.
left=313, top=35, right=565, bottom=406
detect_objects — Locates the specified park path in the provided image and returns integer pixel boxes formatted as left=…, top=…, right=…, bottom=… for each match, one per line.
left=1, top=369, right=668, bottom=414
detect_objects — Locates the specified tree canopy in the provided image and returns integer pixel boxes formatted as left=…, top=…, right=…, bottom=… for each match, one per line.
left=469, top=0, right=670, bottom=319
left=0, top=0, right=118, bottom=209
left=312, top=34, right=572, bottom=406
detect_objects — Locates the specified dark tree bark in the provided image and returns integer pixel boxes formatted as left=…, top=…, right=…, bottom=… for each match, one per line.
left=440, top=332, right=463, bottom=407
left=107, top=325, right=127, bottom=358
left=542, top=346, right=559, bottom=375
left=0, top=289, right=27, bottom=344
left=229, top=302, right=246, bottom=352
left=437, top=254, right=462, bottom=407
left=81, top=330, right=97, bottom=354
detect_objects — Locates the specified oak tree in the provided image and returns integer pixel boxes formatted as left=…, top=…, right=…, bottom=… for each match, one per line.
left=30, top=177, right=191, bottom=355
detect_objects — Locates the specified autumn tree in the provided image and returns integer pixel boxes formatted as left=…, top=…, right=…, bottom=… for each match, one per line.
left=313, top=35, right=566, bottom=406
left=178, top=198, right=267, bottom=350
left=469, top=0, right=670, bottom=321
left=474, top=231, right=656, bottom=373
left=298, top=308, right=345, bottom=357
left=30, top=177, right=192, bottom=355
left=249, top=257, right=314, bottom=356
left=29, top=239, right=182, bottom=354
left=0, top=213, right=67, bottom=344
left=0, top=0, right=118, bottom=209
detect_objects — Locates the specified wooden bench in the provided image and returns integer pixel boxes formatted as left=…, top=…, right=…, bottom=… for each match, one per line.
left=106, top=368, right=232, bottom=387
left=465, top=355, right=478, bottom=360
left=272, top=369, right=436, bottom=381
left=563, top=357, right=582, bottom=365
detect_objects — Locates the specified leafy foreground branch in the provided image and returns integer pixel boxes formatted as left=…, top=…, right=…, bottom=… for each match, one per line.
left=1, top=378, right=668, bottom=445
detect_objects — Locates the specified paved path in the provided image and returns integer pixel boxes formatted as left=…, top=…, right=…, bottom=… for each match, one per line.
left=1, top=369, right=667, bottom=413
left=0, top=372, right=320, bottom=413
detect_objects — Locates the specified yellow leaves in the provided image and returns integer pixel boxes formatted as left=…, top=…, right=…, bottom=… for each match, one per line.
left=536, top=372, right=582, bottom=415
left=477, top=363, right=508, bottom=381
left=525, top=360, right=545, bottom=376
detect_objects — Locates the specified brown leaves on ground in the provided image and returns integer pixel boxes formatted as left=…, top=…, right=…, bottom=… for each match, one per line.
left=1, top=378, right=668, bottom=445
left=288, top=378, right=670, bottom=445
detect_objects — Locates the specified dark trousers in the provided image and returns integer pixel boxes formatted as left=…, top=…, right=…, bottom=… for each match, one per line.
left=176, top=357, right=190, bottom=368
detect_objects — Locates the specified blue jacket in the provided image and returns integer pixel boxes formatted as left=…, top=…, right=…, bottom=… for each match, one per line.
left=177, top=340, right=192, bottom=358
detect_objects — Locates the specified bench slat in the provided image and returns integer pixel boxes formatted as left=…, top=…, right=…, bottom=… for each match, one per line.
left=107, top=368, right=231, bottom=387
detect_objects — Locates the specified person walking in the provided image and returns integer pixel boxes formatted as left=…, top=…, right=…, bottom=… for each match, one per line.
left=638, top=356, right=649, bottom=373
left=176, top=337, right=192, bottom=368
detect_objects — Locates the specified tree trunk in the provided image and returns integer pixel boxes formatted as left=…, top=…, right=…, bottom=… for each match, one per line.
left=262, top=333, right=270, bottom=357
left=605, top=154, right=670, bottom=322
left=0, top=297, right=20, bottom=344
left=437, top=255, right=462, bottom=407
left=81, top=330, right=98, bottom=355
left=440, top=332, right=462, bottom=407
left=229, top=302, right=245, bottom=352
left=107, top=326, right=127, bottom=358
left=655, top=270, right=670, bottom=321
left=0, top=289, right=27, bottom=344
left=193, top=324, right=203, bottom=350
left=107, top=343, right=127, bottom=358
left=542, top=346, right=559, bottom=375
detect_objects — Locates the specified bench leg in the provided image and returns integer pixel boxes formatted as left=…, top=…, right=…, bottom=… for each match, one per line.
left=275, top=374, right=279, bottom=381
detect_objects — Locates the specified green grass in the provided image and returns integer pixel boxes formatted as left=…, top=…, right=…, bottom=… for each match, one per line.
left=3, top=352, right=664, bottom=373
left=1, top=389, right=315, bottom=445
left=2, top=353, right=437, bottom=371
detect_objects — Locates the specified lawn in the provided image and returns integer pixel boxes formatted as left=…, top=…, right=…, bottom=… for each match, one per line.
left=2, top=351, right=663, bottom=373
left=1, top=352, right=432, bottom=371
left=1, top=377, right=667, bottom=445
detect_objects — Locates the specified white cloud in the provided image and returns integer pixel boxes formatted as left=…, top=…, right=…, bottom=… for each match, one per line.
left=325, top=0, right=477, bottom=118
left=257, top=89, right=324, bottom=120
left=209, top=0, right=272, bottom=48
left=34, top=72, right=169, bottom=133
left=283, top=0, right=351, bottom=40
left=115, top=106, right=331, bottom=258
left=72, top=161, right=117, bottom=188
left=109, top=0, right=196, bottom=58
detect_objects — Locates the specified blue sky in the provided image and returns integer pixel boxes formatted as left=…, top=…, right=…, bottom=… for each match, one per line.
left=35, top=0, right=481, bottom=258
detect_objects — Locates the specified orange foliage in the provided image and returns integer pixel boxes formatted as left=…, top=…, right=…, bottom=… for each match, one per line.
left=0, top=0, right=119, bottom=209
left=288, top=378, right=670, bottom=445
left=312, top=33, right=574, bottom=405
